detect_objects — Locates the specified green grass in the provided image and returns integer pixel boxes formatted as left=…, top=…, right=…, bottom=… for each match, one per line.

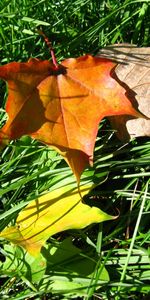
left=0, top=0, right=150, bottom=299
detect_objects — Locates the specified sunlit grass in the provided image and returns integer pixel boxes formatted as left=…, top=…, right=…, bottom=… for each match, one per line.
left=0, top=0, right=150, bottom=299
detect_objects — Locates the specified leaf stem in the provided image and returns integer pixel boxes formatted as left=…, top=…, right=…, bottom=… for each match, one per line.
left=38, top=29, right=58, bottom=69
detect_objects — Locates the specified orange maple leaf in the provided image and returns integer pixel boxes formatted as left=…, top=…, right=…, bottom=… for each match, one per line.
left=0, top=55, right=142, bottom=181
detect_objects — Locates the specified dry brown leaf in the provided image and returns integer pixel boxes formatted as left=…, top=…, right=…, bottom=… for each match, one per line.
left=98, top=44, right=150, bottom=141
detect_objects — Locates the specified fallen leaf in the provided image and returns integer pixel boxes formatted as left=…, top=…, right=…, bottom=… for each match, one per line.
left=0, top=244, right=46, bottom=282
left=40, top=237, right=109, bottom=296
left=0, top=183, right=115, bottom=256
left=1, top=237, right=109, bottom=294
left=98, top=44, right=150, bottom=141
left=0, top=55, right=143, bottom=180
